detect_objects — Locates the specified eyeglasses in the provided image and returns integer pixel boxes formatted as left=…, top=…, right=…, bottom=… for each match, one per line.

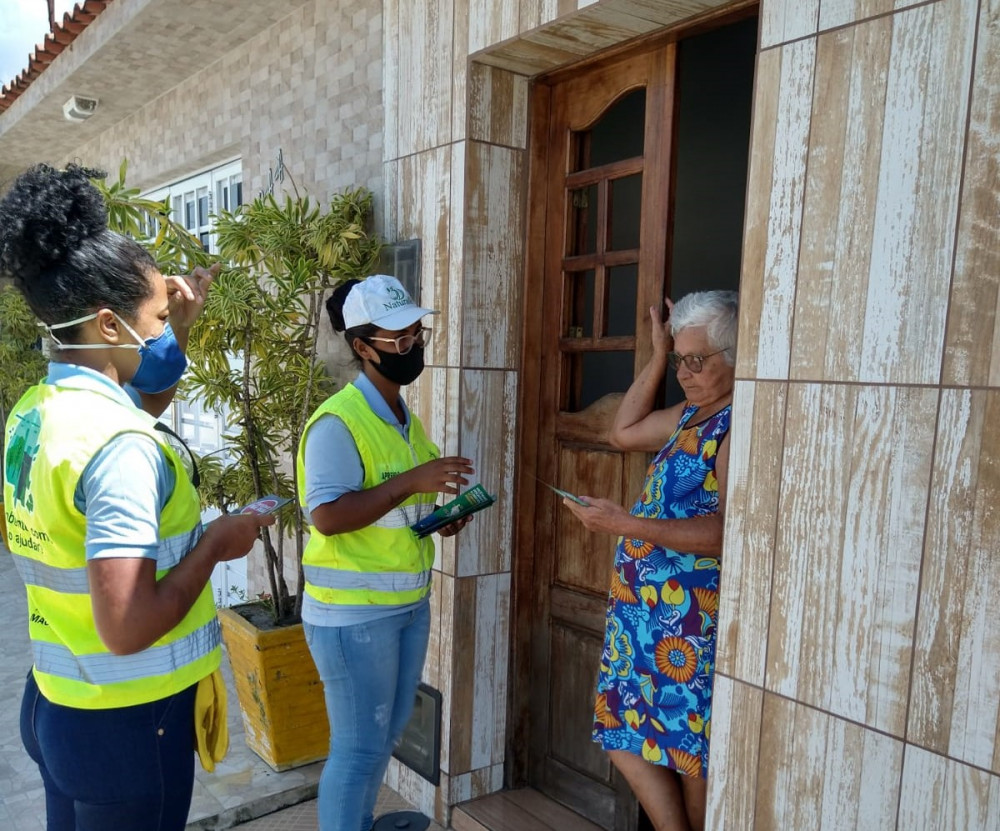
left=667, top=349, right=726, bottom=374
left=154, top=422, right=201, bottom=488
left=365, top=327, right=433, bottom=355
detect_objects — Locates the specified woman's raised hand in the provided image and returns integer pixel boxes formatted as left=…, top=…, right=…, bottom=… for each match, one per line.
left=650, top=295, right=675, bottom=359
left=404, top=456, right=475, bottom=497
left=166, top=263, right=221, bottom=330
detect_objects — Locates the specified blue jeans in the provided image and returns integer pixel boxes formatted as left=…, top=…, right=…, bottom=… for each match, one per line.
left=304, top=602, right=431, bottom=831
left=20, top=671, right=197, bottom=831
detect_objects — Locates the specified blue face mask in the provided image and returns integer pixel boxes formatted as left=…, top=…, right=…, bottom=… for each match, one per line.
left=44, top=311, right=188, bottom=394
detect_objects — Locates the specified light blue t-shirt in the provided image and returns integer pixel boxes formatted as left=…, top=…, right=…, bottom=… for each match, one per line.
left=301, top=372, right=426, bottom=627
left=45, top=363, right=173, bottom=562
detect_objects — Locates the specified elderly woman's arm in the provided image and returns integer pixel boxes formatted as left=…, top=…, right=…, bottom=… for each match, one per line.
left=609, top=303, right=676, bottom=452
left=564, top=433, right=731, bottom=558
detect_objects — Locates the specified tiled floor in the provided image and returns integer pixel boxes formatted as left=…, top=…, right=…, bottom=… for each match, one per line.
left=0, top=547, right=434, bottom=830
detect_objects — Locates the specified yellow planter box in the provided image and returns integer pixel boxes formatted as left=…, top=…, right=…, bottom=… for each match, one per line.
left=218, top=605, right=329, bottom=771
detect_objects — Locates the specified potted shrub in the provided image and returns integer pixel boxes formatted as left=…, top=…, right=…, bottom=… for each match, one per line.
left=183, top=183, right=381, bottom=770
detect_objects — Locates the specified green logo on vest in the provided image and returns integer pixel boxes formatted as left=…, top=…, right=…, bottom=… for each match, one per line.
left=5, top=408, right=40, bottom=512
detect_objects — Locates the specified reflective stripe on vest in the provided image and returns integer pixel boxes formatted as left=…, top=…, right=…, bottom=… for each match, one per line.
left=11, top=525, right=203, bottom=593
left=303, top=564, right=430, bottom=593
left=33, top=617, right=221, bottom=685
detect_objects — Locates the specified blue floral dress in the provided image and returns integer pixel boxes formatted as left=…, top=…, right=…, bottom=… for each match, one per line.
left=592, top=403, right=731, bottom=778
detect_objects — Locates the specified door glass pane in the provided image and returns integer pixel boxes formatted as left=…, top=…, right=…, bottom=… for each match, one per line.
left=570, top=351, right=634, bottom=411
left=669, top=16, right=755, bottom=297
left=609, top=174, right=642, bottom=251
left=566, top=270, right=595, bottom=338
left=583, top=88, right=646, bottom=169
left=568, top=185, right=598, bottom=256
left=606, top=265, right=638, bottom=337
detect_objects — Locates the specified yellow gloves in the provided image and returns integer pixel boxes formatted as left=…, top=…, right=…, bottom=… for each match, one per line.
left=194, top=668, right=229, bottom=772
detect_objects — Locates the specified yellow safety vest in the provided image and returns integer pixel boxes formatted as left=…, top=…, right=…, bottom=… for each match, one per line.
left=3, top=381, right=220, bottom=709
left=296, top=384, right=439, bottom=608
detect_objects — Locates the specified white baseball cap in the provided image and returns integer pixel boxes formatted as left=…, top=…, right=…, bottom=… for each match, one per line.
left=342, top=274, right=438, bottom=331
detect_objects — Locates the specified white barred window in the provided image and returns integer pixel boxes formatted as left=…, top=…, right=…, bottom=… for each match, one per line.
left=143, top=158, right=243, bottom=254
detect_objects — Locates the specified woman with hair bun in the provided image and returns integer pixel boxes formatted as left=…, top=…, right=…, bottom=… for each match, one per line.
left=0, top=163, right=275, bottom=831
left=296, top=275, right=474, bottom=831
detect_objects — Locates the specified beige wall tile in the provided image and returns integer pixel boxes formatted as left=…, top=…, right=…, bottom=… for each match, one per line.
left=405, top=367, right=463, bottom=575
left=751, top=38, right=817, bottom=380
left=756, top=694, right=903, bottom=829
left=943, top=1, right=1000, bottom=388
left=446, top=763, right=505, bottom=804
left=391, top=0, right=455, bottom=158
left=385, top=756, right=442, bottom=822
left=705, top=675, right=763, bottom=830
left=448, top=143, right=468, bottom=368
left=448, top=574, right=512, bottom=773
left=456, top=370, right=518, bottom=577
left=789, top=20, right=889, bottom=382
left=393, top=146, right=455, bottom=364
left=423, top=574, right=454, bottom=700
left=453, top=0, right=471, bottom=142
left=468, top=0, right=520, bottom=54
left=898, top=747, right=1000, bottom=831
left=765, top=384, right=936, bottom=735
left=736, top=47, right=780, bottom=380
left=595, top=0, right=738, bottom=28
left=461, top=141, right=526, bottom=369
left=818, top=0, right=933, bottom=32
left=909, top=390, right=1000, bottom=773
left=468, top=63, right=530, bottom=149
left=435, top=571, right=457, bottom=776
left=858, top=0, right=977, bottom=385
left=383, top=0, right=400, bottom=162
left=717, top=381, right=787, bottom=686
left=760, top=0, right=819, bottom=48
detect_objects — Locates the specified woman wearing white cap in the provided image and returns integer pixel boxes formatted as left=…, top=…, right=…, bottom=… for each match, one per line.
left=296, top=275, right=474, bottom=831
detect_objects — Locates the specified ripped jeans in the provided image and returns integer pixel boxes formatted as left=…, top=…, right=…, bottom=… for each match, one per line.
left=304, top=601, right=430, bottom=831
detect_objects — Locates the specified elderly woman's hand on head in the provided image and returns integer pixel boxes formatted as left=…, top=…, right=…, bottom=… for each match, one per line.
left=649, top=295, right=675, bottom=358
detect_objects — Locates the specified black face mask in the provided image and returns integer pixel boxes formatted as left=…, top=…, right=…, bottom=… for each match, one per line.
left=368, top=344, right=425, bottom=386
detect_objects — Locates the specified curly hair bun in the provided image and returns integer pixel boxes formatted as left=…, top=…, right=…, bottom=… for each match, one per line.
left=0, top=163, right=108, bottom=283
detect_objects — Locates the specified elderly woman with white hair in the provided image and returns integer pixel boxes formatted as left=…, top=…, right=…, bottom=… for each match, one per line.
left=565, top=289, right=738, bottom=831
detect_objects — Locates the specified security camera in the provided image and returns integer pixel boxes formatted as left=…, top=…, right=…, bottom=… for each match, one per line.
left=62, top=95, right=99, bottom=122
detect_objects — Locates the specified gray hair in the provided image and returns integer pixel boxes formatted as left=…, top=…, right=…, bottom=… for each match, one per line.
left=669, top=290, right=739, bottom=365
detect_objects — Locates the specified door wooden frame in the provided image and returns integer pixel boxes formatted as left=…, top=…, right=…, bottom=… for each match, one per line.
left=508, top=0, right=760, bottom=808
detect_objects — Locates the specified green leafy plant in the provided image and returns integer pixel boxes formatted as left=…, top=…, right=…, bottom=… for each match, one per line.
left=183, top=183, right=382, bottom=624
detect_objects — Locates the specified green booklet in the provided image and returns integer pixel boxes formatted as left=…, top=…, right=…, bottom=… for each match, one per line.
left=410, top=484, right=496, bottom=538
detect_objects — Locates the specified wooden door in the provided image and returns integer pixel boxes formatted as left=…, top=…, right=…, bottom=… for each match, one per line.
left=523, top=45, right=676, bottom=831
